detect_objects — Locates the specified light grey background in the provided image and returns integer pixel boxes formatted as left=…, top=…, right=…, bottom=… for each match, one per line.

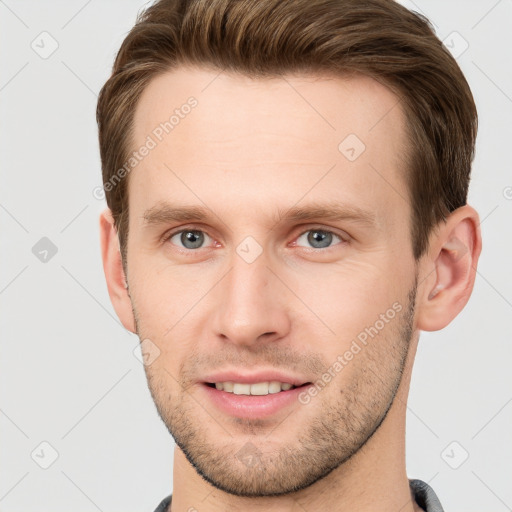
left=1, top=1, right=511, bottom=511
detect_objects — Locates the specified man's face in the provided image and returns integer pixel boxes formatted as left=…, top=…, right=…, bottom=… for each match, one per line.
left=126, top=66, right=419, bottom=496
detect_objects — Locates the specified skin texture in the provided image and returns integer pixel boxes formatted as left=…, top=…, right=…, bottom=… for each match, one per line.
left=100, top=66, right=482, bottom=512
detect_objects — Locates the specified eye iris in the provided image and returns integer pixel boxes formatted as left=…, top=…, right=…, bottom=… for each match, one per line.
left=181, top=230, right=204, bottom=249
left=308, top=230, right=332, bottom=248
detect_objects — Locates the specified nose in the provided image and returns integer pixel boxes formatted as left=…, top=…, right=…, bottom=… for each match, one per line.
left=211, top=248, right=291, bottom=347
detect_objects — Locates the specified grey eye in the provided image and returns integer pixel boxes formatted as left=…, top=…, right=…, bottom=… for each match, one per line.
left=171, top=230, right=210, bottom=249
left=296, top=230, right=341, bottom=249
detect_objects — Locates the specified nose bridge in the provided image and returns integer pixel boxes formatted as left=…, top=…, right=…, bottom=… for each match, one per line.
left=212, top=242, right=289, bottom=344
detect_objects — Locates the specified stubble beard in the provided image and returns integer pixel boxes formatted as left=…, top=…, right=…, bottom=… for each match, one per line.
left=133, top=276, right=417, bottom=497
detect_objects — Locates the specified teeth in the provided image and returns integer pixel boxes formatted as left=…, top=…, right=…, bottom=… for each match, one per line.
left=212, top=381, right=297, bottom=395
left=249, top=382, right=269, bottom=395
left=268, top=381, right=282, bottom=394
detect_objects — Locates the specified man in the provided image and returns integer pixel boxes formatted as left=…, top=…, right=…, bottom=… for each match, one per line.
left=97, top=0, right=482, bottom=510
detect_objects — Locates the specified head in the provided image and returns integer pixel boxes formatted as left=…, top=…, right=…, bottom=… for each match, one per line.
left=98, top=0, right=481, bottom=498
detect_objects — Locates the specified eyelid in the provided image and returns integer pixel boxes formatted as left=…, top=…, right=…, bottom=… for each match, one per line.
left=161, top=224, right=350, bottom=249
left=160, top=224, right=215, bottom=247
left=295, top=224, right=349, bottom=240
left=291, top=225, right=349, bottom=249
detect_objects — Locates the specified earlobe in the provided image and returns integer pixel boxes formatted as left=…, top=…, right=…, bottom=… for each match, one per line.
left=99, top=209, right=136, bottom=333
left=416, top=205, right=482, bottom=332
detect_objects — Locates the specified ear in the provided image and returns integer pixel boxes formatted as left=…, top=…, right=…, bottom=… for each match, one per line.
left=99, top=208, right=136, bottom=333
left=416, top=204, right=482, bottom=331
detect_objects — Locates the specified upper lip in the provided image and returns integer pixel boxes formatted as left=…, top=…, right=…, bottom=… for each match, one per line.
left=201, top=370, right=311, bottom=386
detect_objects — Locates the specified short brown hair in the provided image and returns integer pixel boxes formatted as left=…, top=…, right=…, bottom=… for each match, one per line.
left=97, top=0, right=477, bottom=267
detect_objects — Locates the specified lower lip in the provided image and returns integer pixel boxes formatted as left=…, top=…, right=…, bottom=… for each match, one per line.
left=200, top=383, right=312, bottom=419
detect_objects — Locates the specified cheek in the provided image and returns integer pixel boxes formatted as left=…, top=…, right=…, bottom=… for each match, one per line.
left=129, top=236, right=410, bottom=345
left=289, top=258, right=406, bottom=348
left=128, top=255, right=222, bottom=357
left=128, top=259, right=185, bottom=332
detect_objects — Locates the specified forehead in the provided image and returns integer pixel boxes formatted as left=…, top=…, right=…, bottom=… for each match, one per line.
left=133, top=65, right=406, bottom=149
left=129, top=65, right=409, bottom=232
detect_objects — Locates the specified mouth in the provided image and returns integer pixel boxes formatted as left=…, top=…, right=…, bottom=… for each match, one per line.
left=201, top=380, right=314, bottom=419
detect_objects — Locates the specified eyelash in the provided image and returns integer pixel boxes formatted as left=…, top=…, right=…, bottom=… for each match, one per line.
left=160, top=225, right=348, bottom=252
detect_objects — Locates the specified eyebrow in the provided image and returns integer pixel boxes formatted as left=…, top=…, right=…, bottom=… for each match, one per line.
left=142, top=201, right=377, bottom=229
